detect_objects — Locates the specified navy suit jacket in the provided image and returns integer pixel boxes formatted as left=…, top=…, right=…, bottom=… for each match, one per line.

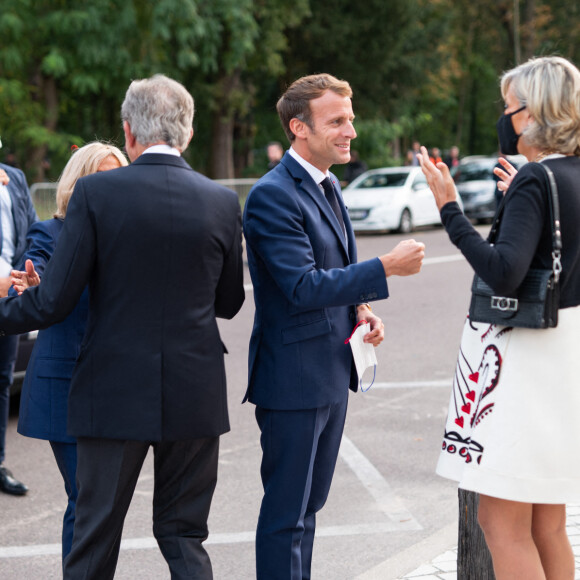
left=15, top=219, right=88, bottom=443
left=0, top=154, right=245, bottom=441
left=0, top=163, right=38, bottom=268
left=243, top=152, right=388, bottom=410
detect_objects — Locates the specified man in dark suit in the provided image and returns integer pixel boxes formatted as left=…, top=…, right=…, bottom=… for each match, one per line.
left=243, top=73, right=425, bottom=579
left=0, top=75, right=245, bottom=579
left=0, top=163, right=37, bottom=496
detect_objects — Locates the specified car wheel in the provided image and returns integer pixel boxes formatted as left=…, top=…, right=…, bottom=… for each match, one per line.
left=398, top=209, right=413, bottom=234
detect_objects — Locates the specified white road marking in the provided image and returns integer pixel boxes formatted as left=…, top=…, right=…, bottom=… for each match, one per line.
left=372, top=380, right=451, bottom=389
left=0, top=435, right=425, bottom=560
left=339, top=435, right=422, bottom=530
left=0, top=519, right=424, bottom=559
left=423, top=254, right=464, bottom=266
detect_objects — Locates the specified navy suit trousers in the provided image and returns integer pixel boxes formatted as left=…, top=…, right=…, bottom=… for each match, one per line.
left=255, top=397, right=348, bottom=580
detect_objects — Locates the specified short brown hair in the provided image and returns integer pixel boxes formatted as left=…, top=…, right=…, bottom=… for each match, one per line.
left=276, top=74, right=353, bottom=142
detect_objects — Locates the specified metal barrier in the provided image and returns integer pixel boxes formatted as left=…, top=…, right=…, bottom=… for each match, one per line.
left=29, top=182, right=58, bottom=220
left=214, top=178, right=257, bottom=205
left=30, top=178, right=257, bottom=218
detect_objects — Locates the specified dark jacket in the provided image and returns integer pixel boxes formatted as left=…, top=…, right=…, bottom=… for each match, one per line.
left=0, top=163, right=38, bottom=267
left=0, top=154, right=245, bottom=441
left=15, top=219, right=88, bottom=443
left=243, top=152, right=387, bottom=410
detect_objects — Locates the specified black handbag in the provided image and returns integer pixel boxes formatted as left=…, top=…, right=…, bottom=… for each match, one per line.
left=469, top=162, right=562, bottom=329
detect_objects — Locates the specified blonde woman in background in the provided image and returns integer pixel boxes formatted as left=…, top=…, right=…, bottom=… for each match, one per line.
left=10, top=142, right=127, bottom=566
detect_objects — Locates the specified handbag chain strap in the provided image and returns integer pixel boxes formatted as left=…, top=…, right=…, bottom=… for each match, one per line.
left=488, top=161, right=562, bottom=283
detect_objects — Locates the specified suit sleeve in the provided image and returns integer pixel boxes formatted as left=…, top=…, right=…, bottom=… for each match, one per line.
left=440, top=163, right=547, bottom=295
left=244, top=181, right=388, bottom=310
left=214, top=197, right=245, bottom=319
left=13, top=167, right=38, bottom=226
left=0, top=181, right=94, bottom=334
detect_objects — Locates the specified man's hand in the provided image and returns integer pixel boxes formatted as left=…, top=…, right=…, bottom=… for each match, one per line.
left=0, top=169, right=9, bottom=186
left=356, top=305, right=384, bottom=347
left=379, top=239, right=425, bottom=277
left=11, top=260, right=40, bottom=295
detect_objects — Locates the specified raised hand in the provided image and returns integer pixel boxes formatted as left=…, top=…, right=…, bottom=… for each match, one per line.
left=416, top=145, right=458, bottom=210
left=11, top=259, right=41, bottom=295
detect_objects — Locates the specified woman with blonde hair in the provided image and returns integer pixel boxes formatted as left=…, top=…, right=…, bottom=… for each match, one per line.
left=419, top=56, right=580, bottom=578
left=10, top=142, right=127, bottom=566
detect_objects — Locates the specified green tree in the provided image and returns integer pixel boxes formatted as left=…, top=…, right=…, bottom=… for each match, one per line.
left=279, top=0, right=455, bottom=164
left=127, top=0, right=309, bottom=178
left=0, top=0, right=136, bottom=181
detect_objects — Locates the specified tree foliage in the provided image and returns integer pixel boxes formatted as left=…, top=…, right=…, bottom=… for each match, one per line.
left=1, top=0, right=580, bottom=181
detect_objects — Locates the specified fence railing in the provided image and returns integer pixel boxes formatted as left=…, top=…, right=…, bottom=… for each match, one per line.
left=30, top=178, right=258, bottom=220
left=29, top=183, right=58, bottom=220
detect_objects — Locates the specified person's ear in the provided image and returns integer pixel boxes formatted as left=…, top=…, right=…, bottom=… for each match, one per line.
left=123, top=121, right=136, bottom=149
left=289, top=118, right=308, bottom=140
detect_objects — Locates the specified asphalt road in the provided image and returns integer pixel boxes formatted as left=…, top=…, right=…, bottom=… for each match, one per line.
left=0, top=225, right=488, bottom=579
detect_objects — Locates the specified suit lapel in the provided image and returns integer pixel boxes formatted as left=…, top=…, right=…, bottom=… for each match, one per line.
left=281, top=155, right=349, bottom=258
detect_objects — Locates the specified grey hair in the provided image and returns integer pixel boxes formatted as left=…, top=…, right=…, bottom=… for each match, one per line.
left=121, top=75, right=194, bottom=151
left=501, top=56, right=580, bottom=156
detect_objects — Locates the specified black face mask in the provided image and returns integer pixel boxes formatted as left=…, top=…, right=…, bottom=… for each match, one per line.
left=496, top=105, right=526, bottom=155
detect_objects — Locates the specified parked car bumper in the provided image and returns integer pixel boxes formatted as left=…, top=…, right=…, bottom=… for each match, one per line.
left=347, top=211, right=399, bottom=233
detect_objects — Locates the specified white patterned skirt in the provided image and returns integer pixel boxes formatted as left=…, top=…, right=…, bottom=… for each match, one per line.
left=436, top=306, right=580, bottom=504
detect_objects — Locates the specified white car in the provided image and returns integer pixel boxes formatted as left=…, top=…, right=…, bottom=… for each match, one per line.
left=342, top=166, right=442, bottom=233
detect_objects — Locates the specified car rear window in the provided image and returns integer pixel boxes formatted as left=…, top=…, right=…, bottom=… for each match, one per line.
left=356, top=173, right=408, bottom=188
left=453, top=163, right=495, bottom=183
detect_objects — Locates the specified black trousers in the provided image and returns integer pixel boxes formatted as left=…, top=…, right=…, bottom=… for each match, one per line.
left=0, top=334, right=18, bottom=464
left=63, top=436, right=219, bottom=580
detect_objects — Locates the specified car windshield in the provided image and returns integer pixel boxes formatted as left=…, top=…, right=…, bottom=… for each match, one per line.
left=355, top=172, right=409, bottom=188
left=453, top=162, right=495, bottom=183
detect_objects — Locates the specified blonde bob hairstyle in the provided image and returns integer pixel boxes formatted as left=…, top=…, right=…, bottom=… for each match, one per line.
left=55, top=142, right=128, bottom=219
left=501, top=56, right=580, bottom=156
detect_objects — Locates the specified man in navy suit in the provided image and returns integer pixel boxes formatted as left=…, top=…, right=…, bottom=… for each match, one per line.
left=243, top=74, right=425, bottom=579
left=0, top=162, right=37, bottom=496
left=0, top=75, right=245, bottom=579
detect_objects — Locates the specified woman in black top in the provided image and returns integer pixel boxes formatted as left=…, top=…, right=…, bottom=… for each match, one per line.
left=419, top=56, right=580, bottom=579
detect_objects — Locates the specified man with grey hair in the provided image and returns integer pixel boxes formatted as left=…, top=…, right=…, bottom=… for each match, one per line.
left=0, top=74, right=245, bottom=579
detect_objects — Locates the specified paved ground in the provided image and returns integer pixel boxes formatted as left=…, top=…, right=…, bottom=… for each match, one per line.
left=397, top=504, right=580, bottom=580
left=2, top=227, right=573, bottom=579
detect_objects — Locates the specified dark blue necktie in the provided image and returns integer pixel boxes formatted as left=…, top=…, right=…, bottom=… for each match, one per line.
left=321, top=177, right=346, bottom=236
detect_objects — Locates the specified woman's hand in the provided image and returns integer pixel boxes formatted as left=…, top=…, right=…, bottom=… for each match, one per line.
left=416, top=145, right=458, bottom=210
left=0, top=169, right=9, bottom=186
left=494, top=157, right=518, bottom=194
left=11, top=260, right=41, bottom=295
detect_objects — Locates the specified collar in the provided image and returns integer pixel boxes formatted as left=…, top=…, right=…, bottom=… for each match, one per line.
left=142, top=144, right=181, bottom=157
left=289, top=147, right=329, bottom=186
